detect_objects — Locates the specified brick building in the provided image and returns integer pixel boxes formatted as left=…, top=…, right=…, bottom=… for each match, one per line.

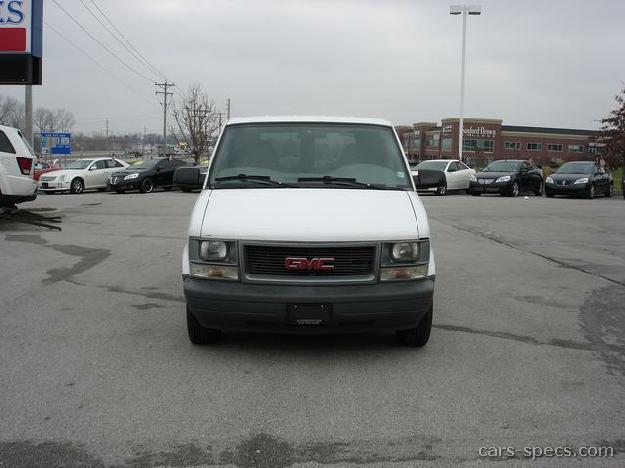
left=396, top=118, right=601, bottom=166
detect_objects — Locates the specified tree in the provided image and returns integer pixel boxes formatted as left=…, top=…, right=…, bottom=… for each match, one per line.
left=34, top=108, right=55, bottom=133
left=0, top=96, right=25, bottom=130
left=598, top=87, right=625, bottom=169
left=171, top=83, right=220, bottom=163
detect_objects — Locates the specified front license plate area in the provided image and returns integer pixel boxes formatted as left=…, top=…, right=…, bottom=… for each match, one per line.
left=287, top=303, right=332, bottom=326
left=41, top=183, right=48, bottom=188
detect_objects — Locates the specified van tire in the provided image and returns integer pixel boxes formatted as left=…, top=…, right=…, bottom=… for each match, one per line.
left=187, top=307, right=221, bottom=345
left=397, top=303, right=432, bottom=347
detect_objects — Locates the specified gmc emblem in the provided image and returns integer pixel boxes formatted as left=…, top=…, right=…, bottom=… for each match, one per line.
left=284, top=257, right=335, bottom=271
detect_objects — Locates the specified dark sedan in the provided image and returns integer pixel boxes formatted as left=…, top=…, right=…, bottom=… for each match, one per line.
left=545, top=161, right=613, bottom=199
left=108, top=158, right=188, bottom=193
left=468, top=159, right=544, bottom=197
left=173, top=162, right=209, bottom=192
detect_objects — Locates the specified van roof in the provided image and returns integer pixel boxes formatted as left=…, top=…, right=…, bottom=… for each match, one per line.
left=226, top=116, right=393, bottom=126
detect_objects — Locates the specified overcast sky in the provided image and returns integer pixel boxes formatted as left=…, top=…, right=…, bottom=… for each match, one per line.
left=2, top=0, right=624, bottom=135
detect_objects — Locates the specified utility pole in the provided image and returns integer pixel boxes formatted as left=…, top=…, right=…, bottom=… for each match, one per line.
left=142, top=125, right=146, bottom=156
left=226, top=98, right=231, bottom=120
left=155, top=80, right=175, bottom=155
left=105, top=119, right=109, bottom=138
left=24, top=86, right=33, bottom=147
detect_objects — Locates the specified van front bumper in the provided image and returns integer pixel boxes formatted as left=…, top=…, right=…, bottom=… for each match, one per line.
left=183, top=276, right=435, bottom=333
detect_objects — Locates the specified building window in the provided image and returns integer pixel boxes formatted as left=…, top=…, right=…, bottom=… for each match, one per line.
left=463, top=139, right=494, bottom=153
left=527, top=142, right=542, bottom=151
left=547, top=144, right=563, bottom=152
left=505, top=141, right=521, bottom=150
left=568, top=144, right=584, bottom=153
left=441, top=138, right=452, bottom=151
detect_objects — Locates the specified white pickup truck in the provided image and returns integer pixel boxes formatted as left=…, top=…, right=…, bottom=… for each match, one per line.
left=0, top=124, right=38, bottom=207
left=182, top=117, right=435, bottom=347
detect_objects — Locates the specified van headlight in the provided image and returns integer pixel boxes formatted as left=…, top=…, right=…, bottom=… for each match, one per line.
left=199, top=240, right=229, bottom=261
left=190, top=239, right=239, bottom=280
left=391, top=242, right=419, bottom=262
left=545, top=176, right=553, bottom=183
left=381, top=240, right=430, bottom=281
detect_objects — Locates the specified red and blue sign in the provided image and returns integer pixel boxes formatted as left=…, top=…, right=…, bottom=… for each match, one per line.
left=0, top=0, right=43, bottom=57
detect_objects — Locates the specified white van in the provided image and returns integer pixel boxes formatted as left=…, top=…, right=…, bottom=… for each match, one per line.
left=182, top=117, right=435, bottom=347
left=0, top=124, right=38, bottom=207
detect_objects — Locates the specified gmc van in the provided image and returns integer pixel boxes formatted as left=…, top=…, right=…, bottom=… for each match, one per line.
left=182, top=117, right=435, bottom=347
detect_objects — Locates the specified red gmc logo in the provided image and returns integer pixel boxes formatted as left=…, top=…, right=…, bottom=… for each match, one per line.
left=284, top=257, right=335, bottom=271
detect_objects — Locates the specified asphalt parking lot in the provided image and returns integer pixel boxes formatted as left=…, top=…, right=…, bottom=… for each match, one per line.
left=1, top=190, right=624, bottom=467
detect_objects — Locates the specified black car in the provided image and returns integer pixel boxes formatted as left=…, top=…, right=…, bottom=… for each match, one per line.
left=468, top=159, right=544, bottom=197
left=545, top=161, right=613, bottom=199
left=108, top=158, right=189, bottom=193
left=173, top=164, right=209, bottom=192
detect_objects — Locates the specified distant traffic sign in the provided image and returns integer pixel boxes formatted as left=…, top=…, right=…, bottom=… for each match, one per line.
left=41, top=132, right=71, bottom=155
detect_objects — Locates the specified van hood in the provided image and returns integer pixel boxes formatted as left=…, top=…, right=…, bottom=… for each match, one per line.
left=199, top=188, right=420, bottom=242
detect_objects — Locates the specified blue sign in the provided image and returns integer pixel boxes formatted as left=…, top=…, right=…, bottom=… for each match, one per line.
left=41, top=132, right=71, bottom=155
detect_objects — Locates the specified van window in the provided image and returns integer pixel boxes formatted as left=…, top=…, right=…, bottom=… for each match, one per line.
left=209, top=123, right=411, bottom=189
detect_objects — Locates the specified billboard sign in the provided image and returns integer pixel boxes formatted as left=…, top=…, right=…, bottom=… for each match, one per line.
left=0, top=0, right=42, bottom=55
left=41, top=132, right=72, bottom=155
left=0, top=0, right=43, bottom=84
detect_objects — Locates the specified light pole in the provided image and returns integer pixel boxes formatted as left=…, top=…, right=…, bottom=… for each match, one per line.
left=450, top=4, right=481, bottom=161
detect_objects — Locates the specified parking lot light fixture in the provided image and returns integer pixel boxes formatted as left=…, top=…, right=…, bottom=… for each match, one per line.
left=449, top=4, right=482, bottom=162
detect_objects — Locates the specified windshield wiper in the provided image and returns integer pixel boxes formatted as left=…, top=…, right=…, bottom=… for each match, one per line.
left=214, top=174, right=294, bottom=187
left=297, top=176, right=389, bottom=190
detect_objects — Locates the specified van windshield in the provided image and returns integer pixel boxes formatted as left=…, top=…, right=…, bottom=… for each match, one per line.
left=208, top=123, right=411, bottom=190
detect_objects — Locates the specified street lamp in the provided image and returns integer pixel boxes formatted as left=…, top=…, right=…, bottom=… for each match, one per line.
left=450, top=4, right=481, bottom=161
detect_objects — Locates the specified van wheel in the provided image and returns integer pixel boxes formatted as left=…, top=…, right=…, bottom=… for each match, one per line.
left=436, top=183, right=447, bottom=196
left=397, top=303, right=432, bottom=348
left=140, top=178, right=154, bottom=193
left=187, top=307, right=221, bottom=345
left=70, top=178, right=84, bottom=194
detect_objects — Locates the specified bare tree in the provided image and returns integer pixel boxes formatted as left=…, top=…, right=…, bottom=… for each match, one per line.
left=0, top=96, right=25, bottom=130
left=55, top=109, right=75, bottom=132
left=171, top=83, right=220, bottom=163
left=34, top=108, right=55, bottom=133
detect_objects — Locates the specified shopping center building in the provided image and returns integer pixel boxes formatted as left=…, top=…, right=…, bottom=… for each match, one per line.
left=396, top=118, right=601, bottom=165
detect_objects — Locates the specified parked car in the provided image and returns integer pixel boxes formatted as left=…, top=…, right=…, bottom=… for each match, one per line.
left=39, top=157, right=129, bottom=194
left=182, top=116, right=435, bottom=347
left=0, top=124, right=38, bottom=207
left=107, top=158, right=188, bottom=193
left=468, top=159, right=544, bottom=197
left=545, top=161, right=613, bottom=199
left=173, top=160, right=209, bottom=192
left=413, top=159, right=475, bottom=195
left=33, top=161, right=61, bottom=181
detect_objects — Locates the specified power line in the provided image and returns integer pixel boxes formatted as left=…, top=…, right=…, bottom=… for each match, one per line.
left=50, top=0, right=155, bottom=83
left=45, top=21, right=155, bottom=106
left=89, top=0, right=168, bottom=81
left=78, top=0, right=167, bottom=82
